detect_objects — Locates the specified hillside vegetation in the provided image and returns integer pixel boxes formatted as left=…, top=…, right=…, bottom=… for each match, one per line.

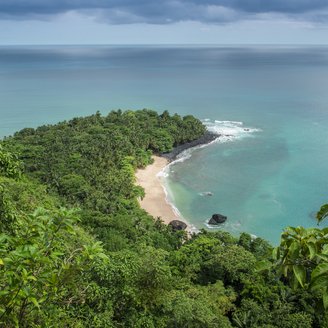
left=1, top=109, right=328, bottom=327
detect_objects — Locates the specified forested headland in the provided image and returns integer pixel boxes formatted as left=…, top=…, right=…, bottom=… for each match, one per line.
left=1, top=109, right=328, bottom=327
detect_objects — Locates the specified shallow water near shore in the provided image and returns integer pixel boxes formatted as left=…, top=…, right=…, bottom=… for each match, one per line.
left=1, top=45, right=328, bottom=244
left=165, top=113, right=328, bottom=244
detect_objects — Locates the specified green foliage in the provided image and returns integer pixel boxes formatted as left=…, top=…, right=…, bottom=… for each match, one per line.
left=239, top=232, right=272, bottom=259
left=0, top=182, right=18, bottom=235
left=1, top=110, right=327, bottom=326
left=0, top=144, right=22, bottom=179
left=4, top=109, right=205, bottom=231
left=232, top=298, right=313, bottom=328
left=273, top=224, right=328, bottom=313
left=0, top=206, right=109, bottom=327
left=161, top=282, right=235, bottom=328
left=204, top=244, right=257, bottom=285
left=317, top=204, right=328, bottom=225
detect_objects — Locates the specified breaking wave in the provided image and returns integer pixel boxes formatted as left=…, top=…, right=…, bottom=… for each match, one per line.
left=203, top=119, right=261, bottom=143
left=157, top=119, right=261, bottom=234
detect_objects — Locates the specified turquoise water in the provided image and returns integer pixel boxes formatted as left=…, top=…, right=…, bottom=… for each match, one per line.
left=1, top=45, right=328, bottom=243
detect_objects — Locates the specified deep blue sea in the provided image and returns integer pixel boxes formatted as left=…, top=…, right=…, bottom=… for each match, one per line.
left=1, top=45, right=328, bottom=244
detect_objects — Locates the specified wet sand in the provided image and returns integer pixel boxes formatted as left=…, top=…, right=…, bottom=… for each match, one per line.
left=135, top=156, right=187, bottom=226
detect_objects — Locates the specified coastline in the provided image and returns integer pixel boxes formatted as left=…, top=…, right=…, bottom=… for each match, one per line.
left=135, top=132, right=220, bottom=233
left=135, top=155, right=190, bottom=227
left=161, top=131, right=218, bottom=162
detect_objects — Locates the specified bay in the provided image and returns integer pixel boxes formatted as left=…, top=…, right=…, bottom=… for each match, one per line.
left=1, top=45, right=328, bottom=243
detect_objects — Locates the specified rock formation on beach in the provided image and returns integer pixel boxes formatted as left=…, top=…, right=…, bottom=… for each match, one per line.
left=161, top=131, right=219, bottom=161
left=169, top=219, right=188, bottom=231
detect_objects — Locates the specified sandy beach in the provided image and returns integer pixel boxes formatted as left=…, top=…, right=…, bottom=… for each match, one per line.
left=136, top=156, right=188, bottom=227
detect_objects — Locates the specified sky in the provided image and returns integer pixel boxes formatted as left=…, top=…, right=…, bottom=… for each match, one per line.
left=0, top=0, right=328, bottom=45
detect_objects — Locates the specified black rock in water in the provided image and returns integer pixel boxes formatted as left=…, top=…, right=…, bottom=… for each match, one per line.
left=169, top=220, right=187, bottom=231
left=208, top=213, right=227, bottom=225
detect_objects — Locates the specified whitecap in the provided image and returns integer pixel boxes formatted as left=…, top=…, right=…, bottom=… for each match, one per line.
left=202, top=119, right=261, bottom=143
left=204, top=220, right=227, bottom=229
left=214, top=120, right=243, bottom=125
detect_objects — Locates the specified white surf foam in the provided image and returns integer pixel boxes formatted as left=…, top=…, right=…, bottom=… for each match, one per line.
left=203, top=119, right=261, bottom=143
left=159, top=119, right=260, bottom=171
left=157, top=168, right=200, bottom=234
left=157, top=119, right=261, bottom=234
left=204, top=221, right=227, bottom=229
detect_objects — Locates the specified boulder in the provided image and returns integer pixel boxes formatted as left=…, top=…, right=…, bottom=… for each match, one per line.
left=169, top=220, right=187, bottom=231
left=208, top=213, right=227, bottom=225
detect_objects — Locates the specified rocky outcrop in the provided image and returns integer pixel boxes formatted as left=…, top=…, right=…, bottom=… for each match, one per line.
left=161, top=132, right=219, bottom=161
left=169, top=220, right=188, bottom=231
left=208, top=213, right=227, bottom=225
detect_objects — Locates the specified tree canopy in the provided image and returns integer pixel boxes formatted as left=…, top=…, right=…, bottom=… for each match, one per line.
left=0, top=109, right=327, bottom=327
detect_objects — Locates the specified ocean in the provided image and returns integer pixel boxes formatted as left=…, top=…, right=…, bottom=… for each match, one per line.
left=1, top=45, right=328, bottom=244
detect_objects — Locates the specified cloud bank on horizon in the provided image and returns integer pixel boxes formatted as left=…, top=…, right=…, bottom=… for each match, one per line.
left=1, top=0, right=328, bottom=24
left=1, top=0, right=328, bottom=45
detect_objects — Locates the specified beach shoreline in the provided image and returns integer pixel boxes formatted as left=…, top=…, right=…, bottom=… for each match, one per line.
left=135, top=155, right=191, bottom=228
left=135, top=133, right=220, bottom=233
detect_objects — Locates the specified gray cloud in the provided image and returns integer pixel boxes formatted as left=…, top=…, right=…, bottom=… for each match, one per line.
left=0, top=0, right=328, bottom=23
